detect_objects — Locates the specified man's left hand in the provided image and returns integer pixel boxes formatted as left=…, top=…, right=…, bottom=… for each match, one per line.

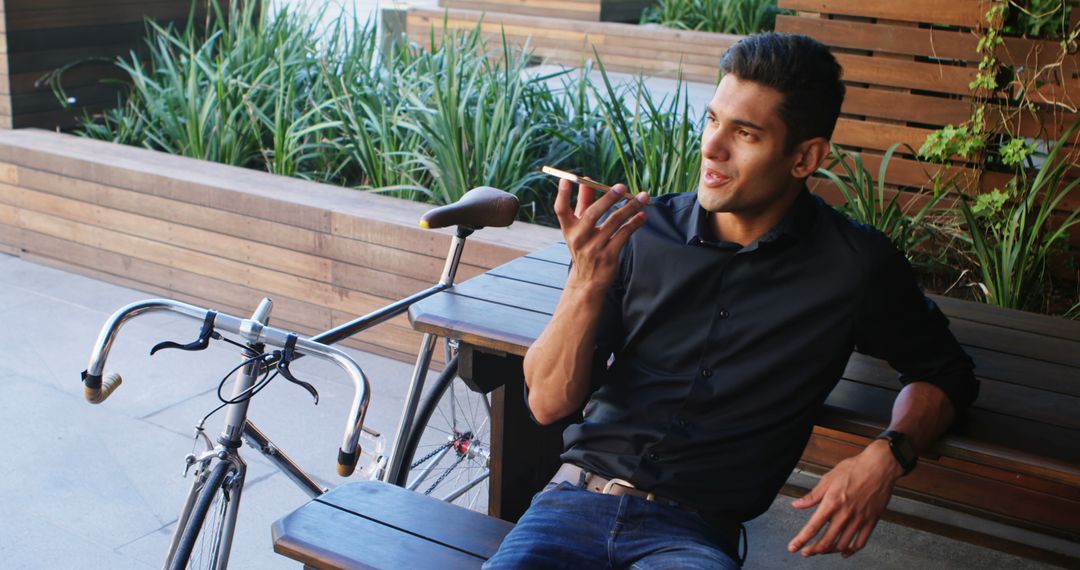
left=787, top=439, right=903, bottom=558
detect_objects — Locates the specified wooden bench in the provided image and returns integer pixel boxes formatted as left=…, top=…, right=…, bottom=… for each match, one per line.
left=273, top=244, right=1080, bottom=568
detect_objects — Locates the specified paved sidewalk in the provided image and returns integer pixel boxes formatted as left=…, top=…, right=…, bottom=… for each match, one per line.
left=0, top=253, right=1055, bottom=569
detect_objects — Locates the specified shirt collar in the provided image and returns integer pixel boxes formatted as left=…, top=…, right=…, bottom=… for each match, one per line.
left=686, top=187, right=817, bottom=249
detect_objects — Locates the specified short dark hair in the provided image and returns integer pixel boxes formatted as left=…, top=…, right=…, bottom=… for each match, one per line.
left=719, top=32, right=845, bottom=152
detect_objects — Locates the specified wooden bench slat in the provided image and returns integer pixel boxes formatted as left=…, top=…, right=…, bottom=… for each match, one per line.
left=272, top=500, right=487, bottom=569
left=933, top=295, right=1080, bottom=342
left=777, top=14, right=979, bottom=62
left=488, top=257, right=570, bottom=289
left=318, top=481, right=514, bottom=559
left=824, top=379, right=1080, bottom=469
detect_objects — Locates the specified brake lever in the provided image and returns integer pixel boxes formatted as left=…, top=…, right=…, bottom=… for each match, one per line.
left=150, top=310, right=219, bottom=355
left=276, top=333, right=319, bottom=405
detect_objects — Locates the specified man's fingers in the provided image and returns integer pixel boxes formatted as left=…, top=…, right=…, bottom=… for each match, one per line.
left=836, top=523, right=861, bottom=558
left=847, top=519, right=878, bottom=555
left=792, top=484, right=824, bottom=510
left=574, top=182, right=596, bottom=218
left=788, top=505, right=829, bottom=553
left=554, top=179, right=575, bottom=229
left=597, top=192, right=649, bottom=236
left=608, top=211, right=647, bottom=250
left=802, top=513, right=848, bottom=556
left=578, top=183, right=630, bottom=226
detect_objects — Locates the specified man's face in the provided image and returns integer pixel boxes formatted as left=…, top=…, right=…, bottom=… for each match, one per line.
left=698, top=74, right=800, bottom=217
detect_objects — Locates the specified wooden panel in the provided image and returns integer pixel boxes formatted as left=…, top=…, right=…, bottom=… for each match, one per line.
left=842, top=86, right=971, bottom=126
left=835, top=52, right=976, bottom=96
left=4, top=2, right=197, bottom=31
left=777, top=14, right=979, bottom=62
left=777, top=0, right=989, bottom=28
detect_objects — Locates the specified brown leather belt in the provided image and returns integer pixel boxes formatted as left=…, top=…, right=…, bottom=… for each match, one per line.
left=548, top=463, right=748, bottom=565
left=548, top=463, right=688, bottom=509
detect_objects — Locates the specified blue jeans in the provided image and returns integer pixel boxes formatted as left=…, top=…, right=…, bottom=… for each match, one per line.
left=483, top=482, right=741, bottom=569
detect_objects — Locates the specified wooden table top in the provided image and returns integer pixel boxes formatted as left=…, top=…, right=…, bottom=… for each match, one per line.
left=408, top=243, right=570, bottom=357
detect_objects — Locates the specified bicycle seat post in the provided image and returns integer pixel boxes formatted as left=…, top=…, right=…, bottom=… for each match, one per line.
left=218, top=298, right=274, bottom=448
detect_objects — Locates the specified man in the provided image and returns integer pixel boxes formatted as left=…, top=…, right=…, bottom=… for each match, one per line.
left=485, top=33, right=978, bottom=569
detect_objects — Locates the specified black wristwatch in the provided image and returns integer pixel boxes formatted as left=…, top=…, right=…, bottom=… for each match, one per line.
left=876, top=430, right=918, bottom=475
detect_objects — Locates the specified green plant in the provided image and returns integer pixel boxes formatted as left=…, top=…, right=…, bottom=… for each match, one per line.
left=591, top=55, right=702, bottom=196
left=818, top=144, right=949, bottom=262
left=641, top=0, right=779, bottom=35
left=394, top=28, right=558, bottom=207
left=956, top=119, right=1080, bottom=310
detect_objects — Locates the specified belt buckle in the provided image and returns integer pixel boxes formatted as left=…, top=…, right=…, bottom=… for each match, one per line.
left=601, top=477, right=656, bottom=501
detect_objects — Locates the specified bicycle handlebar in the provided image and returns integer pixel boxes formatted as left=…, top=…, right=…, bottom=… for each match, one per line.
left=82, top=298, right=371, bottom=477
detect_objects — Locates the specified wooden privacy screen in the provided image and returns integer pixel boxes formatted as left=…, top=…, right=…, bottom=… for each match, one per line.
left=775, top=0, right=1080, bottom=199
left=0, top=0, right=224, bottom=130
left=440, top=0, right=652, bottom=22
left=0, top=129, right=561, bottom=364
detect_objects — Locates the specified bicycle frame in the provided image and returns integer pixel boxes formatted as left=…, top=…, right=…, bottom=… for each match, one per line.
left=83, top=225, right=476, bottom=568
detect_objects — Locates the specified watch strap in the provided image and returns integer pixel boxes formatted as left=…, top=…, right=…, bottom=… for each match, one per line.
left=876, top=430, right=917, bottom=475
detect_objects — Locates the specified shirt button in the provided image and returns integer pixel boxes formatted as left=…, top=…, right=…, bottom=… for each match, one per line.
left=701, top=368, right=713, bottom=378
left=648, top=452, right=660, bottom=462
left=719, top=308, right=731, bottom=319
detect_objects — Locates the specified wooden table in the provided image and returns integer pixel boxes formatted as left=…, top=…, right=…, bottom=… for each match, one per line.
left=408, top=243, right=572, bottom=522
left=407, top=242, right=1080, bottom=563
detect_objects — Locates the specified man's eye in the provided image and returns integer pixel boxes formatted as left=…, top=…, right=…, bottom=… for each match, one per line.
left=738, top=130, right=755, bottom=140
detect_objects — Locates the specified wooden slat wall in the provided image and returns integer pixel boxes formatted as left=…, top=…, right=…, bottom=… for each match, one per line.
left=0, top=0, right=220, bottom=129
left=438, top=0, right=652, bottom=22
left=775, top=0, right=1080, bottom=189
left=0, top=128, right=562, bottom=364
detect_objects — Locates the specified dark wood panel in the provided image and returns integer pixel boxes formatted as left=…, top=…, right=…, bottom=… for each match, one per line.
left=5, top=2, right=198, bottom=32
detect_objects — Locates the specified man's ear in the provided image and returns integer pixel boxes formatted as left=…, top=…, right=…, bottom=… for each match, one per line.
left=790, top=137, right=830, bottom=179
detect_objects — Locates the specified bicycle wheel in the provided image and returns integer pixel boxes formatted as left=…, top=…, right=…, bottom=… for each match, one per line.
left=397, top=357, right=492, bottom=512
left=168, top=460, right=239, bottom=570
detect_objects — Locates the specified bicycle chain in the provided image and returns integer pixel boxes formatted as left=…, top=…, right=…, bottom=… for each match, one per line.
left=425, top=452, right=468, bottom=496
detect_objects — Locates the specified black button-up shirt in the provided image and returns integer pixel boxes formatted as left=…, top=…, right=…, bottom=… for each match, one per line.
left=560, top=189, right=978, bottom=522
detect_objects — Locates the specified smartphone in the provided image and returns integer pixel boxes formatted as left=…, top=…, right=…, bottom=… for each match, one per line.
left=541, top=166, right=614, bottom=193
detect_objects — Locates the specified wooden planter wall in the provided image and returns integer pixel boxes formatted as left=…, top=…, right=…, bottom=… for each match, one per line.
left=0, top=0, right=234, bottom=130
left=441, top=0, right=652, bottom=21
left=0, top=129, right=562, bottom=364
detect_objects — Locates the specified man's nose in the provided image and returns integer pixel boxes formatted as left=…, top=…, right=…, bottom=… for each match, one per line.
left=701, top=129, right=728, bottom=161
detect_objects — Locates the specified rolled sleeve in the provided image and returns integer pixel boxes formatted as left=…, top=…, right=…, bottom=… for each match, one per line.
left=854, top=242, right=979, bottom=413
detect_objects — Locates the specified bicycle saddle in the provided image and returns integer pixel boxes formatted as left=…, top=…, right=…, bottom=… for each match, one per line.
left=419, top=186, right=519, bottom=230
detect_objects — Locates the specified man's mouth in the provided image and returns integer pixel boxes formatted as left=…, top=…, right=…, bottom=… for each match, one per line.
left=702, top=168, right=731, bottom=187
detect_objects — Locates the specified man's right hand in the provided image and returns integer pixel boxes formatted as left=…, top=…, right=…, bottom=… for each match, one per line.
left=555, top=178, right=650, bottom=293
left=524, top=179, right=649, bottom=425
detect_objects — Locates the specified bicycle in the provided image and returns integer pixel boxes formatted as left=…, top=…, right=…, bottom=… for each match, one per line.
left=81, top=186, right=519, bottom=569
